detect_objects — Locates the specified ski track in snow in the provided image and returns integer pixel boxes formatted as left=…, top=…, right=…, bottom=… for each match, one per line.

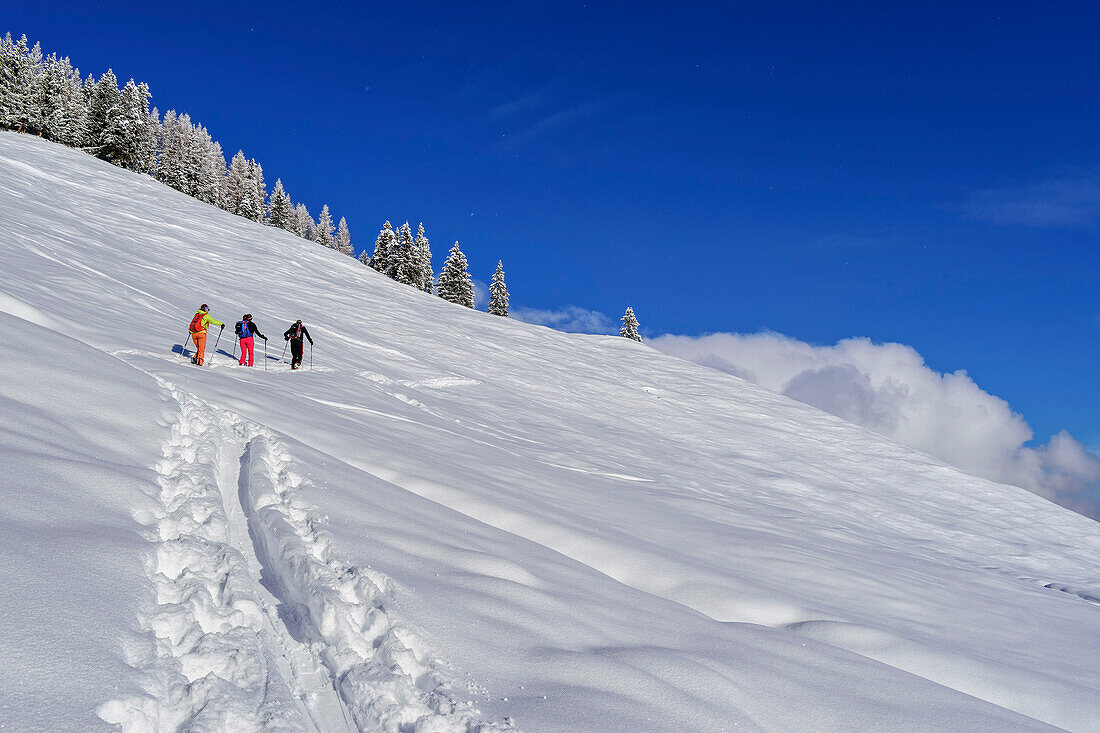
left=99, top=381, right=512, bottom=733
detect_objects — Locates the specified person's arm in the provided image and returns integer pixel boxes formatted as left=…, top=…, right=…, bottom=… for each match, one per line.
left=303, top=326, right=313, bottom=344
left=205, top=314, right=224, bottom=328
left=252, top=322, right=267, bottom=339
left=283, top=326, right=293, bottom=340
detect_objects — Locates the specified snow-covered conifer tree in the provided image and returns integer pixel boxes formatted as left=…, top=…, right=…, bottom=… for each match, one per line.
left=101, top=78, right=151, bottom=170
left=392, top=221, right=417, bottom=284
left=358, top=249, right=372, bottom=266
left=0, top=34, right=21, bottom=130
left=335, top=217, right=353, bottom=255
left=488, top=260, right=509, bottom=316
left=293, top=203, right=314, bottom=240
left=414, top=223, right=433, bottom=293
left=85, top=68, right=119, bottom=155
left=235, top=159, right=266, bottom=222
left=371, top=221, right=396, bottom=273
left=267, top=179, right=294, bottom=231
left=51, top=60, right=87, bottom=147
left=313, top=204, right=335, bottom=248
left=17, top=39, right=44, bottom=135
left=194, top=128, right=225, bottom=207
left=223, top=150, right=250, bottom=214
left=437, top=241, right=475, bottom=308
left=620, top=307, right=642, bottom=342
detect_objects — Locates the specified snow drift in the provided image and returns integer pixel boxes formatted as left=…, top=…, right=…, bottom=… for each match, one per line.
left=1, top=132, right=1098, bottom=732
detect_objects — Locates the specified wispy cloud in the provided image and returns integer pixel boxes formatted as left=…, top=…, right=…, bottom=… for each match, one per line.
left=487, top=90, right=548, bottom=120
left=512, top=305, right=615, bottom=334
left=960, top=177, right=1100, bottom=228
left=505, top=100, right=610, bottom=147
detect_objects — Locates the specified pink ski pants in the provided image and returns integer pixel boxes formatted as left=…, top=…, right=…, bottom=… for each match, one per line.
left=239, top=336, right=254, bottom=366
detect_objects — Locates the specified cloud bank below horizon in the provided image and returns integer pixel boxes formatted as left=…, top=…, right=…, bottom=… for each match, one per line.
left=652, top=332, right=1100, bottom=519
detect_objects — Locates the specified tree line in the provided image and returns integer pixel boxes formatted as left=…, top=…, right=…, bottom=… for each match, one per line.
left=0, top=32, right=651, bottom=335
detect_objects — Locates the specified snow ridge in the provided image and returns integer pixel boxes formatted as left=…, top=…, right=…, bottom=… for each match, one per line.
left=98, top=386, right=308, bottom=732
left=241, top=433, right=513, bottom=733
left=99, top=383, right=510, bottom=732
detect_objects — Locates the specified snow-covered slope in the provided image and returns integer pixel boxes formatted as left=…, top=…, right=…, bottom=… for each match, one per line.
left=1, top=132, right=1098, bottom=732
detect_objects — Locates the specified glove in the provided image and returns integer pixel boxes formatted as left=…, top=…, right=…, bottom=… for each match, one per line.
left=262, top=335, right=268, bottom=341
left=284, top=336, right=290, bottom=341
left=220, top=324, right=225, bottom=330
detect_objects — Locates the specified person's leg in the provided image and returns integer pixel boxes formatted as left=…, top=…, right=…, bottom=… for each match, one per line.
left=193, top=332, right=207, bottom=365
left=291, top=341, right=303, bottom=368
left=241, top=337, right=253, bottom=366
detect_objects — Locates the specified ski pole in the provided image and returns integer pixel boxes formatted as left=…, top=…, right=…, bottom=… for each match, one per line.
left=309, top=341, right=313, bottom=370
left=264, top=338, right=268, bottom=371
left=279, top=340, right=288, bottom=363
left=232, top=335, right=237, bottom=362
left=182, top=330, right=191, bottom=358
left=211, top=327, right=223, bottom=364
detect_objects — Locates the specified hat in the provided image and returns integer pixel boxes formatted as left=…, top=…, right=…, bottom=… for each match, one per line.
left=243, top=314, right=252, bottom=320
left=200, top=304, right=209, bottom=311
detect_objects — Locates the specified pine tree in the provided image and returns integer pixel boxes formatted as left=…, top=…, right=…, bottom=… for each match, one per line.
left=0, top=34, right=21, bottom=130
left=267, top=179, right=294, bottom=231
left=437, top=241, right=474, bottom=308
left=53, top=60, right=87, bottom=146
left=414, top=223, right=433, bottom=293
left=371, top=221, right=396, bottom=274
left=85, top=68, right=119, bottom=155
left=101, top=78, right=151, bottom=170
left=488, top=260, right=509, bottom=316
left=392, top=221, right=417, bottom=284
left=18, top=39, right=44, bottom=135
left=235, top=159, right=265, bottom=222
left=293, top=203, right=314, bottom=239
left=335, top=217, right=353, bottom=255
left=196, top=129, right=226, bottom=207
left=620, top=307, right=642, bottom=342
left=223, top=150, right=250, bottom=214
left=358, top=249, right=372, bottom=266
left=313, top=204, right=335, bottom=248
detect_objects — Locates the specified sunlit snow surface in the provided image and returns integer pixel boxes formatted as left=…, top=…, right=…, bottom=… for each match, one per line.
left=0, top=132, right=1098, bottom=732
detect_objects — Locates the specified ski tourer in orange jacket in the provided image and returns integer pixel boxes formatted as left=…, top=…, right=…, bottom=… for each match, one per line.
left=188, top=304, right=224, bottom=366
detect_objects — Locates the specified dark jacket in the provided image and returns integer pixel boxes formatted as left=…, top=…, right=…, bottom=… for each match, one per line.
left=237, top=319, right=266, bottom=340
left=283, top=323, right=313, bottom=344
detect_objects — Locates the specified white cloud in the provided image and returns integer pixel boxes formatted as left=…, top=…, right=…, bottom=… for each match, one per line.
left=651, top=332, right=1100, bottom=518
left=512, top=305, right=616, bottom=334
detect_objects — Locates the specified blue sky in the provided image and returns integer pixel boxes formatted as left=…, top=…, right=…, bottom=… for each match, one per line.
left=7, top=1, right=1099, bottom=449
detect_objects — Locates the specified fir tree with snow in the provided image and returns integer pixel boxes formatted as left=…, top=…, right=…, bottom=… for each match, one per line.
left=313, top=204, right=335, bottom=248
left=335, top=217, right=353, bottom=256
left=488, top=260, right=509, bottom=316
left=437, top=241, right=475, bottom=308
left=223, top=150, right=250, bottom=215
left=620, top=307, right=642, bottom=342
left=392, top=221, right=418, bottom=284
left=293, top=203, right=314, bottom=240
left=100, top=79, right=151, bottom=170
left=0, top=34, right=24, bottom=131
left=267, top=179, right=294, bottom=231
left=358, top=249, right=372, bottom=267
left=371, top=221, right=396, bottom=274
left=85, top=68, right=119, bottom=155
left=414, top=223, right=433, bottom=293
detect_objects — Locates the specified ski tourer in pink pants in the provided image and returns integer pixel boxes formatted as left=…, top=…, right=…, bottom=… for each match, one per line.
left=234, top=315, right=267, bottom=366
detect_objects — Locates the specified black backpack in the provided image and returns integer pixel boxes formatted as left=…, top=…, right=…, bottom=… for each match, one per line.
left=235, top=320, right=246, bottom=337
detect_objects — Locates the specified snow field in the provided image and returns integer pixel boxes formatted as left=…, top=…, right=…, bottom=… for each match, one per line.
left=2, top=132, right=1099, bottom=731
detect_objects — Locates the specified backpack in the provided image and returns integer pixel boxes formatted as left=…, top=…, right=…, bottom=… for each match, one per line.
left=189, top=311, right=205, bottom=333
left=235, top=320, right=246, bottom=337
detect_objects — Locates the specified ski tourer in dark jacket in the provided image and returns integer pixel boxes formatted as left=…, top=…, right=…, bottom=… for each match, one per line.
left=235, top=313, right=267, bottom=366
left=283, top=320, right=313, bottom=370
